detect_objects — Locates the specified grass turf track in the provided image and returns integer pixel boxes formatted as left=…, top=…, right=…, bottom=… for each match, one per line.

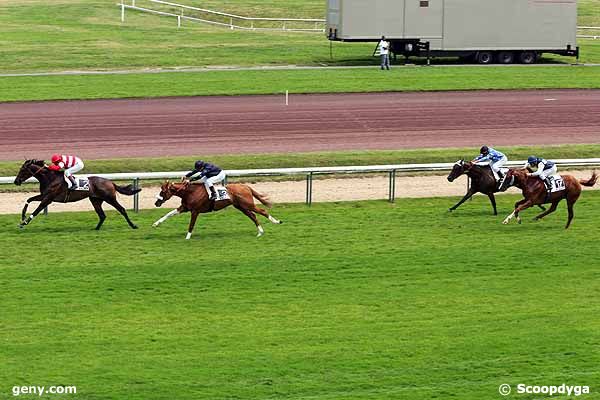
left=2, top=193, right=600, bottom=399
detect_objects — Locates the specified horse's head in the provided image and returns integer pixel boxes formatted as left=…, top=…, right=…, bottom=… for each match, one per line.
left=503, top=168, right=528, bottom=189
left=447, top=160, right=469, bottom=182
left=14, top=159, right=45, bottom=186
left=155, top=181, right=174, bottom=207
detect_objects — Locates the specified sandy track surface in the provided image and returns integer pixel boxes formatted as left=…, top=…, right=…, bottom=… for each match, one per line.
left=1, top=90, right=600, bottom=160
left=2, top=171, right=598, bottom=216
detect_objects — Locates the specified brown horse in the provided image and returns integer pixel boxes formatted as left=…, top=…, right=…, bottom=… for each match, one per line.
left=152, top=181, right=282, bottom=239
left=14, top=159, right=141, bottom=230
left=501, top=168, right=597, bottom=228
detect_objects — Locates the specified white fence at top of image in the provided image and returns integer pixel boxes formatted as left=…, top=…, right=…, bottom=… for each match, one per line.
left=3, top=159, right=600, bottom=209
left=118, top=0, right=326, bottom=31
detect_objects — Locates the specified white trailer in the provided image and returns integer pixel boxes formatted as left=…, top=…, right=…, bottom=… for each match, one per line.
left=326, top=0, right=579, bottom=64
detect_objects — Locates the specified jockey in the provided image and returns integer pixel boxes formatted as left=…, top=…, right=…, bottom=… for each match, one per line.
left=185, top=160, right=226, bottom=200
left=47, top=154, right=84, bottom=190
left=471, top=145, right=508, bottom=187
left=525, top=156, right=557, bottom=190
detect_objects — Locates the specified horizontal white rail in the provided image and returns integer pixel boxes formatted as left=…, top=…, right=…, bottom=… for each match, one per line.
left=119, top=0, right=325, bottom=32
left=4, top=159, right=600, bottom=185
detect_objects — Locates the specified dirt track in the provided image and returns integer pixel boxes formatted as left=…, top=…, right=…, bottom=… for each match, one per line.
left=1, top=89, right=600, bottom=160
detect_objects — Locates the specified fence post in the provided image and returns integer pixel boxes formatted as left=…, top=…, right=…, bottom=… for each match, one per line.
left=132, top=0, right=135, bottom=6
left=305, top=172, right=313, bottom=206
left=121, top=1, right=125, bottom=22
left=388, top=169, right=396, bottom=203
left=177, top=15, right=181, bottom=28
left=44, top=206, right=48, bottom=216
left=230, top=17, right=233, bottom=29
left=133, top=178, right=140, bottom=213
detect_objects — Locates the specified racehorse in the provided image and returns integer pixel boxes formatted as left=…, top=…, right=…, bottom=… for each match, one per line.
left=501, top=168, right=597, bottom=228
left=153, top=181, right=282, bottom=239
left=14, top=159, right=141, bottom=230
left=447, top=160, right=506, bottom=215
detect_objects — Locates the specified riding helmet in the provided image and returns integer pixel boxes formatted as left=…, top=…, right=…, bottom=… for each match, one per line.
left=51, top=154, right=61, bottom=163
left=194, top=160, right=205, bottom=169
left=480, top=145, right=489, bottom=154
left=527, top=156, right=537, bottom=165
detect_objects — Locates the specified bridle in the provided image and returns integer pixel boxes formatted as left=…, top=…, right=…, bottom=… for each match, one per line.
left=155, top=182, right=187, bottom=202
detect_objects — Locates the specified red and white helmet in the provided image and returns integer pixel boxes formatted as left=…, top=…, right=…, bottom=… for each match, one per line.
left=51, top=154, right=62, bottom=163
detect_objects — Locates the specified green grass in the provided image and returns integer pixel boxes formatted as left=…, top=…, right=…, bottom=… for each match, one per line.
left=2, top=65, right=600, bottom=102
left=2, top=194, right=600, bottom=399
left=3, top=144, right=600, bottom=176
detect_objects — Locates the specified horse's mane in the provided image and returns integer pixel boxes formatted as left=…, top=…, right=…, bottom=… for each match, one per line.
left=25, top=159, right=45, bottom=166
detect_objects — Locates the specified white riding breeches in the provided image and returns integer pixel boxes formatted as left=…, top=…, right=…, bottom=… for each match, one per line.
left=477, top=156, right=507, bottom=179
left=538, top=165, right=557, bottom=180
left=198, top=171, right=226, bottom=192
left=64, top=160, right=84, bottom=177
left=64, top=160, right=84, bottom=187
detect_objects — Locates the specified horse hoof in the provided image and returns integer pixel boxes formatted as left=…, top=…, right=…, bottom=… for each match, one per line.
left=18, top=224, right=25, bottom=229
left=152, top=223, right=158, bottom=228
left=448, top=208, right=453, bottom=212
left=131, top=225, right=138, bottom=229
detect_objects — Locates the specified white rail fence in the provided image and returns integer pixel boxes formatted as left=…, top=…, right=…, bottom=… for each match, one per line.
left=578, top=26, right=600, bottom=40
left=118, top=0, right=326, bottom=31
left=3, top=159, right=600, bottom=211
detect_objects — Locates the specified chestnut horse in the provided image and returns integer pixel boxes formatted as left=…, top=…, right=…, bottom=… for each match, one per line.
left=153, top=181, right=282, bottom=239
left=501, top=168, right=597, bottom=228
left=14, top=159, right=140, bottom=230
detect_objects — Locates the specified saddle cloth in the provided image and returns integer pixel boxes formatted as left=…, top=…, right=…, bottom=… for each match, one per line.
left=213, top=186, right=230, bottom=201
left=73, top=176, right=90, bottom=191
left=547, top=174, right=565, bottom=193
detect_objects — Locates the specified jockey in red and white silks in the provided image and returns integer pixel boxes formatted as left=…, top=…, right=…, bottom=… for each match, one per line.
left=48, top=154, right=84, bottom=189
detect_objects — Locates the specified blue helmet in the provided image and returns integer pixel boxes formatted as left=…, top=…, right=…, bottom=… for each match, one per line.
left=194, top=160, right=205, bottom=169
left=527, top=156, right=538, bottom=165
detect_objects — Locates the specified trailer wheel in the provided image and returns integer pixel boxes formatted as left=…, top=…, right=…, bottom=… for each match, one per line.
left=519, top=51, right=537, bottom=64
left=498, top=51, right=515, bottom=64
left=476, top=51, right=494, bottom=64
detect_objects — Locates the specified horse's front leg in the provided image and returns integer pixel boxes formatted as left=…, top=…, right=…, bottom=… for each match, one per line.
left=448, top=189, right=475, bottom=212
left=185, top=211, right=200, bottom=240
left=503, top=199, right=533, bottom=225
left=19, top=198, right=53, bottom=228
left=153, top=205, right=186, bottom=227
left=21, top=194, right=44, bottom=223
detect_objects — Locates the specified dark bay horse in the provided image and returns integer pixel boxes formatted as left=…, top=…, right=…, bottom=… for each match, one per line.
left=501, top=168, right=597, bottom=228
left=447, top=160, right=505, bottom=215
left=153, top=181, right=282, bottom=239
left=14, top=159, right=141, bottom=230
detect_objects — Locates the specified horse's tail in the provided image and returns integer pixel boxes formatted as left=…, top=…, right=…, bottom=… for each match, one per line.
left=249, top=186, right=273, bottom=208
left=115, top=183, right=142, bottom=196
left=579, top=171, right=598, bottom=187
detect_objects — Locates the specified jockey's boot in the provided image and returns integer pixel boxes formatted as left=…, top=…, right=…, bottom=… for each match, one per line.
left=67, top=175, right=76, bottom=190
left=209, top=186, right=217, bottom=200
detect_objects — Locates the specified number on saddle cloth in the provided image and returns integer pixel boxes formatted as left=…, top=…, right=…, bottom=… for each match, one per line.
left=214, top=186, right=230, bottom=201
left=73, top=176, right=90, bottom=191
left=548, top=175, right=565, bottom=193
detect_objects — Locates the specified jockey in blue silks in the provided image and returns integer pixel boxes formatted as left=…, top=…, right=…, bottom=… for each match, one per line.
left=471, top=145, right=508, bottom=189
left=525, top=156, right=557, bottom=190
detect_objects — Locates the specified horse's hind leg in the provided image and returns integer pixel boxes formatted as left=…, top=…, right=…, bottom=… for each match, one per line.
left=104, top=197, right=138, bottom=229
left=236, top=206, right=264, bottom=237
left=89, top=198, right=106, bottom=230
left=251, top=205, right=283, bottom=224
left=533, top=201, right=559, bottom=221
left=565, top=193, right=580, bottom=229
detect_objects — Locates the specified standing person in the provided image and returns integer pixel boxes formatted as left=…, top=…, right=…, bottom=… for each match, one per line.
left=185, top=160, right=226, bottom=200
left=377, top=35, right=391, bottom=70
left=48, top=154, right=84, bottom=190
left=525, top=156, right=558, bottom=190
